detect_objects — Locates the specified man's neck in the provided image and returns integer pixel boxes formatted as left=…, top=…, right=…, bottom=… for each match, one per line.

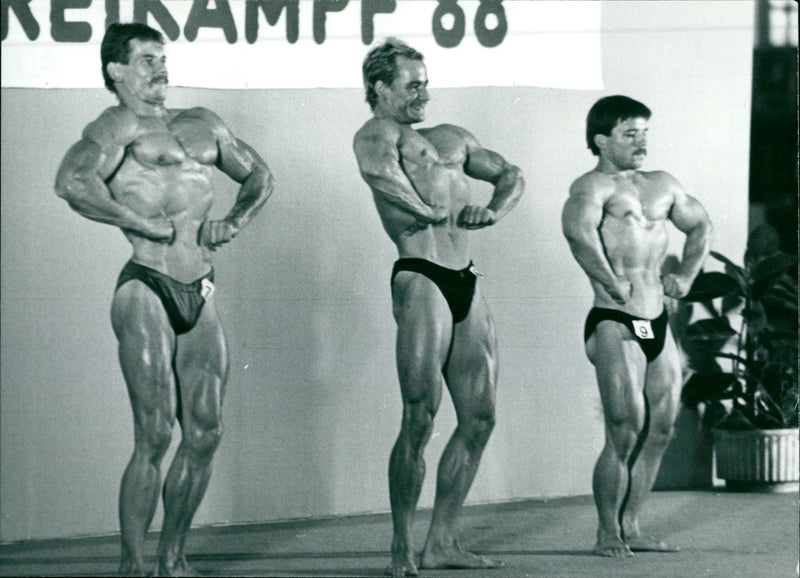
left=594, top=159, right=637, bottom=179
left=118, top=94, right=168, bottom=119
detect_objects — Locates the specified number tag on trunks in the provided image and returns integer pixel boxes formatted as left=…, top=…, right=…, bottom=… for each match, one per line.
left=632, top=319, right=654, bottom=340
left=201, top=278, right=215, bottom=301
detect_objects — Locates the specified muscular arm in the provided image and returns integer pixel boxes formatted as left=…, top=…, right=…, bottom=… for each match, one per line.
left=663, top=175, right=713, bottom=297
left=461, top=134, right=524, bottom=228
left=198, top=109, right=275, bottom=249
left=353, top=120, right=446, bottom=224
left=562, top=178, right=630, bottom=304
left=54, top=110, right=172, bottom=241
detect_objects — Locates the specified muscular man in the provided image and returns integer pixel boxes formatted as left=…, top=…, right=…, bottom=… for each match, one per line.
left=55, top=23, right=273, bottom=576
left=562, top=95, right=712, bottom=558
left=353, top=39, right=524, bottom=577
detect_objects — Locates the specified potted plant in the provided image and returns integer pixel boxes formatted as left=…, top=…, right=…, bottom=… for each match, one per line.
left=679, top=224, right=798, bottom=491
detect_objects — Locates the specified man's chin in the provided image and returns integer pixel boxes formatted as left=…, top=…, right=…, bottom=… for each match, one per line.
left=149, top=87, right=168, bottom=101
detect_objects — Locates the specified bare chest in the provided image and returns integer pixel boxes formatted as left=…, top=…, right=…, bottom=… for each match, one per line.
left=397, top=127, right=470, bottom=204
left=604, top=178, right=673, bottom=225
left=129, top=112, right=218, bottom=167
left=110, top=112, right=217, bottom=217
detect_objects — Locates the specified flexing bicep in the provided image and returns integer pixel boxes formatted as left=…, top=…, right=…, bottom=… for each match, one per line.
left=56, top=108, right=135, bottom=198
left=562, top=186, right=604, bottom=242
left=670, top=186, right=711, bottom=235
left=55, top=136, right=124, bottom=200
left=464, top=145, right=509, bottom=183
left=217, top=134, right=271, bottom=184
left=355, top=129, right=401, bottom=180
left=354, top=128, right=419, bottom=196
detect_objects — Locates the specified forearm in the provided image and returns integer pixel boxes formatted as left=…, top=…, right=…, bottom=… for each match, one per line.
left=225, top=165, right=274, bottom=229
left=56, top=176, right=154, bottom=235
left=678, top=220, right=713, bottom=280
left=367, top=174, right=439, bottom=222
left=566, top=235, right=620, bottom=290
left=487, top=165, right=524, bottom=220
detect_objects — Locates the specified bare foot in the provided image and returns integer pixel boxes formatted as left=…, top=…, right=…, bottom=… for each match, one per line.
left=626, top=534, right=680, bottom=552
left=420, top=546, right=504, bottom=570
left=594, top=536, right=634, bottom=558
left=386, top=537, right=419, bottom=577
left=154, top=557, right=200, bottom=577
left=118, top=560, right=149, bottom=576
left=384, top=557, right=419, bottom=577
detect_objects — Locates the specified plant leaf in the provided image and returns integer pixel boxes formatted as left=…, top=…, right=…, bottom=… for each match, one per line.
left=682, top=373, right=741, bottom=405
left=684, top=317, right=737, bottom=342
left=710, top=251, right=746, bottom=281
left=680, top=271, right=740, bottom=302
left=751, top=254, right=798, bottom=300
left=745, top=224, right=781, bottom=266
left=716, top=406, right=758, bottom=430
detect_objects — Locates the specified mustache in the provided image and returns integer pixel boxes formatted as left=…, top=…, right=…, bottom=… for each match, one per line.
left=151, top=75, right=169, bottom=85
left=635, top=148, right=647, bottom=155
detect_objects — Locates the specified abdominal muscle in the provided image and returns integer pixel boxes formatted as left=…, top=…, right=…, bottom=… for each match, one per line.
left=111, top=159, right=215, bottom=283
left=378, top=167, right=472, bottom=270
left=594, top=214, right=669, bottom=318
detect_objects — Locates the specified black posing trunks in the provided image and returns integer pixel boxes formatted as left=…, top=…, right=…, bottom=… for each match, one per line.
left=391, top=258, right=478, bottom=324
left=116, top=261, right=215, bottom=335
left=584, top=306, right=669, bottom=363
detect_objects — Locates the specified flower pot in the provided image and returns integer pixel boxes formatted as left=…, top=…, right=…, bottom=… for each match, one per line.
left=713, top=428, right=800, bottom=492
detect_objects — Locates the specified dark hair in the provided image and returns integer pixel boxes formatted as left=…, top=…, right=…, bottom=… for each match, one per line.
left=362, top=38, right=424, bottom=111
left=101, top=22, right=164, bottom=93
left=586, top=95, right=651, bottom=155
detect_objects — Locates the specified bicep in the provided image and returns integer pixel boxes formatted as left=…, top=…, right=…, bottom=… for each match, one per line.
left=562, top=190, right=604, bottom=239
left=670, top=189, right=710, bottom=234
left=354, top=131, right=402, bottom=179
left=464, top=147, right=509, bottom=183
left=56, top=138, right=121, bottom=190
left=217, top=136, right=268, bottom=183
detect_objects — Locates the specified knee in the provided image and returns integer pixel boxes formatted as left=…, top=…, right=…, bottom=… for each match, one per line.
left=137, top=421, right=174, bottom=463
left=648, top=420, right=675, bottom=448
left=402, top=402, right=436, bottom=448
left=184, top=420, right=223, bottom=459
left=461, top=411, right=496, bottom=448
left=605, top=422, right=640, bottom=461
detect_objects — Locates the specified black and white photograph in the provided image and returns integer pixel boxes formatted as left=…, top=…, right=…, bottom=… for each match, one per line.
left=1, top=1, right=797, bottom=576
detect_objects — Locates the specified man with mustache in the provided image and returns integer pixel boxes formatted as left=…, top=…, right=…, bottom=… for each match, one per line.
left=55, top=23, right=273, bottom=576
left=353, top=39, right=524, bottom=577
left=562, top=95, right=712, bottom=558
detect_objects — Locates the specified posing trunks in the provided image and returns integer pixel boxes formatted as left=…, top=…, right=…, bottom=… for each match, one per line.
left=391, top=258, right=478, bottom=323
left=584, top=306, right=669, bottom=363
left=116, top=261, right=215, bottom=335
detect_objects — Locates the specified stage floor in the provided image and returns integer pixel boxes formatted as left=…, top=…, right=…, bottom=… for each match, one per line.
left=1, top=491, right=797, bottom=577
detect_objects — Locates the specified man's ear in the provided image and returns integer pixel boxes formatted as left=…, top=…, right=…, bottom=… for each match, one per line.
left=374, top=80, right=388, bottom=102
left=593, top=133, right=607, bottom=152
left=106, top=62, right=125, bottom=84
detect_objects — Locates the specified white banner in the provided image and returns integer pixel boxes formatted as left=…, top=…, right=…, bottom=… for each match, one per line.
left=1, top=0, right=602, bottom=89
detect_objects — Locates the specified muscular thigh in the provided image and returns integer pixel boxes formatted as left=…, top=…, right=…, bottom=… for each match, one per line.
left=392, top=271, right=452, bottom=407
left=587, top=321, right=647, bottom=427
left=446, top=290, right=498, bottom=419
left=111, top=281, right=177, bottom=431
left=174, top=298, right=228, bottom=428
left=644, top=328, right=681, bottom=426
